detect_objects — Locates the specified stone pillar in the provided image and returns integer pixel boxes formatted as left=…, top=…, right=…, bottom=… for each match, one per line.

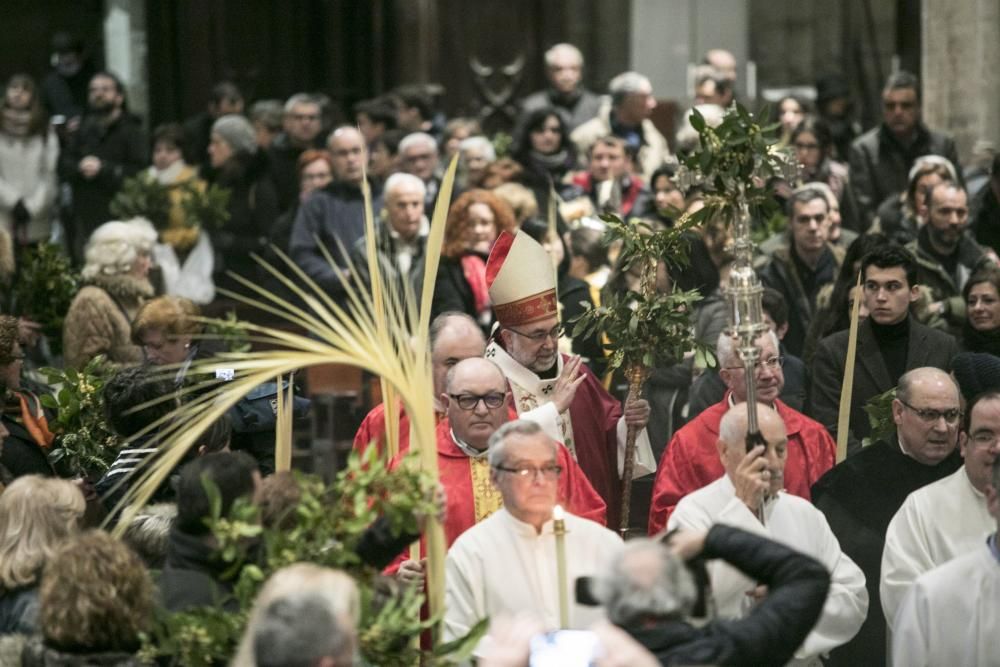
left=104, top=0, right=149, bottom=127
left=923, top=0, right=1000, bottom=163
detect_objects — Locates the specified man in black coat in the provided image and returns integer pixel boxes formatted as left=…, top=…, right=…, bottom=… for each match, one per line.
left=267, top=93, right=326, bottom=212
left=59, top=71, right=146, bottom=262
left=848, top=70, right=961, bottom=229
left=594, top=524, right=830, bottom=667
left=810, top=245, right=958, bottom=454
left=289, top=126, right=383, bottom=303
left=811, top=367, right=963, bottom=666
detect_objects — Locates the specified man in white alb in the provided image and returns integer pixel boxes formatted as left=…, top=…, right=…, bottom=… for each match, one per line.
left=892, top=456, right=1000, bottom=665
left=668, top=402, right=868, bottom=666
left=880, top=389, right=998, bottom=627
left=443, top=419, right=623, bottom=643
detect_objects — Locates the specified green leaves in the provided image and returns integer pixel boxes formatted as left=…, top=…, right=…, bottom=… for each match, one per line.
left=145, top=449, right=453, bottom=666
left=110, top=173, right=172, bottom=229
left=572, top=214, right=704, bottom=374
left=862, top=387, right=897, bottom=448
left=8, top=243, right=78, bottom=355
left=182, top=183, right=231, bottom=232
left=41, top=354, right=118, bottom=477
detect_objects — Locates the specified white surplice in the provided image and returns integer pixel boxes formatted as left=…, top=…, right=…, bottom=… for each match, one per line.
left=891, top=542, right=1000, bottom=667
left=443, top=507, right=623, bottom=644
left=669, top=475, right=868, bottom=666
left=880, top=466, right=993, bottom=628
left=485, top=341, right=656, bottom=478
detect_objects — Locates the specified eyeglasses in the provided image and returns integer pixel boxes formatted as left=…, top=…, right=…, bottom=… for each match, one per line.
left=494, top=464, right=562, bottom=480
left=970, top=431, right=1000, bottom=449
left=724, top=356, right=784, bottom=373
left=448, top=392, right=506, bottom=410
left=899, top=400, right=961, bottom=425
left=506, top=324, right=564, bottom=343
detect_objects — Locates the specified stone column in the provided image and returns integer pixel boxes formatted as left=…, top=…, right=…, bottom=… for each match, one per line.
left=922, top=0, right=1000, bottom=163
left=104, top=0, right=149, bottom=128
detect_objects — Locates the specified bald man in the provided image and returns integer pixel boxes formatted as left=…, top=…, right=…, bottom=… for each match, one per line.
left=290, top=125, right=382, bottom=299
left=669, top=403, right=867, bottom=665
left=811, top=367, right=964, bottom=666
left=354, top=311, right=485, bottom=458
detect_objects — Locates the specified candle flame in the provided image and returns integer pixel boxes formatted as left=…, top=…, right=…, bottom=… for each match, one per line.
left=553, top=505, right=565, bottom=521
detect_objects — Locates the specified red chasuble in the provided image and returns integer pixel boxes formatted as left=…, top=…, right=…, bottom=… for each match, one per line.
left=384, top=418, right=607, bottom=573
left=647, top=395, right=836, bottom=535
left=353, top=402, right=413, bottom=459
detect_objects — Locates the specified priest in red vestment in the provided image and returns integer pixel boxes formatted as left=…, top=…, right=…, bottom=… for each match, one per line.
left=353, top=312, right=486, bottom=458
left=482, top=230, right=656, bottom=528
left=648, top=330, right=836, bottom=534
left=392, top=357, right=606, bottom=582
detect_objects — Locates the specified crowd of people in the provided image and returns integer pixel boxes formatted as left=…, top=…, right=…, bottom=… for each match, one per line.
left=0, top=29, right=997, bottom=665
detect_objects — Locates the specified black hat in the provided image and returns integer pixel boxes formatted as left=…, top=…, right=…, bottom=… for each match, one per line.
left=951, top=352, right=1000, bottom=402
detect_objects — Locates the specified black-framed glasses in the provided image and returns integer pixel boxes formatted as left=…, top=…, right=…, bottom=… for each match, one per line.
left=448, top=392, right=506, bottom=410
left=494, top=464, right=562, bottom=480
left=506, top=324, right=564, bottom=343
left=724, top=356, right=784, bottom=373
left=899, top=400, right=961, bottom=425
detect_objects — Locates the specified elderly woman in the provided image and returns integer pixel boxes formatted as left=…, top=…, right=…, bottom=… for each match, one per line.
left=206, top=113, right=279, bottom=291
left=63, top=218, right=156, bottom=369
left=417, top=189, right=516, bottom=332
left=0, top=476, right=84, bottom=635
left=961, top=268, right=1000, bottom=356
left=458, top=135, right=495, bottom=190
left=19, top=530, right=153, bottom=665
left=131, top=295, right=207, bottom=369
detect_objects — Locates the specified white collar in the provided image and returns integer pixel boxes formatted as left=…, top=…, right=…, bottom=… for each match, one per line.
left=450, top=428, right=488, bottom=459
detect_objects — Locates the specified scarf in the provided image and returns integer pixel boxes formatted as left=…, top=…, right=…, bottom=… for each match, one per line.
left=961, top=321, right=1000, bottom=357
left=1, top=107, right=31, bottom=137
left=529, top=148, right=570, bottom=173
left=460, top=253, right=491, bottom=316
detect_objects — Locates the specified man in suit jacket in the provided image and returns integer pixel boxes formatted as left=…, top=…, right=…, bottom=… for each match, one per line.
left=810, top=245, right=959, bottom=455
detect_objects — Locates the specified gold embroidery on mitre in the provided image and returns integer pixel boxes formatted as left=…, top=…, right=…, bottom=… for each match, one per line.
left=471, top=457, right=504, bottom=522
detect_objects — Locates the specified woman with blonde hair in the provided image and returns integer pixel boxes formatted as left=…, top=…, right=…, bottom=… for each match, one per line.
left=231, top=563, right=360, bottom=667
left=0, top=475, right=84, bottom=634
left=62, top=218, right=157, bottom=368
left=131, top=294, right=206, bottom=369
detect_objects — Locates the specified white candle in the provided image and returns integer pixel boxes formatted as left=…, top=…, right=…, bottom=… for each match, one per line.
left=553, top=504, right=569, bottom=629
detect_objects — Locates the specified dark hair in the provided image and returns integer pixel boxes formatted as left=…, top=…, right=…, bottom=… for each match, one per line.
left=512, top=107, right=572, bottom=160
left=90, top=70, right=124, bottom=95
left=210, top=81, right=243, bottom=107
left=883, top=70, right=921, bottom=102
left=790, top=117, right=832, bottom=154
left=569, top=226, right=607, bottom=272
left=176, top=451, right=258, bottom=535
left=102, top=366, right=177, bottom=438
left=393, top=85, right=433, bottom=120
left=806, top=233, right=889, bottom=355
left=152, top=122, right=185, bottom=151
left=963, top=390, right=1000, bottom=433
left=785, top=185, right=829, bottom=218
left=373, top=127, right=405, bottom=156
left=761, top=287, right=789, bottom=328
left=353, top=97, right=398, bottom=129
left=861, top=244, right=918, bottom=288
left=776, top=94, right=814, bottom=123
left=4, top=74, right=48, bottom=136
left=649, top=163, right=679, bottom=187
left=197, top=414, right=233, bottom=454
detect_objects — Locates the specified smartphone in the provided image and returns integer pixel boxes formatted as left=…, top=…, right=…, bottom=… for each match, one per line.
left=528, top=630, right=599, bottom=667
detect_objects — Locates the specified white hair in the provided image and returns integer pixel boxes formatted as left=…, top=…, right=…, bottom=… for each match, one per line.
left=545, top=43, right=583, bottom=68
left=398, top=132, right=438, bottom=155
left=594, top=538, right=697, bottom=625
left=715, top=330, right=781, bottom=368
left=283, top=93, right=318, bottom=113
left=609, top=71, right=651, bottom=101
left=459, top=136, right=496, bottom=162
left=487, top=420, right=557, bottom=468
left=675, top=104, right=726, bottom=154
left=383, top=172, right=426, bottom=201
left=907, top=154, right=958, bottom=184
left=81, top=218, right=158, bottom=280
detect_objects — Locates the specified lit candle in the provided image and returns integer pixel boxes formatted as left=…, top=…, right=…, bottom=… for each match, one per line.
left=553, top=504, right=569, bottom=629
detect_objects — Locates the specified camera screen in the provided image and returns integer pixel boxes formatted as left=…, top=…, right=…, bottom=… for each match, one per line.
left=528, top=630, right=599, bottom=667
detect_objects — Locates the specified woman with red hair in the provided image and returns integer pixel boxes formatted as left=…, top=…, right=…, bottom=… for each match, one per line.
left=415, top=189, right=515, bottom=333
